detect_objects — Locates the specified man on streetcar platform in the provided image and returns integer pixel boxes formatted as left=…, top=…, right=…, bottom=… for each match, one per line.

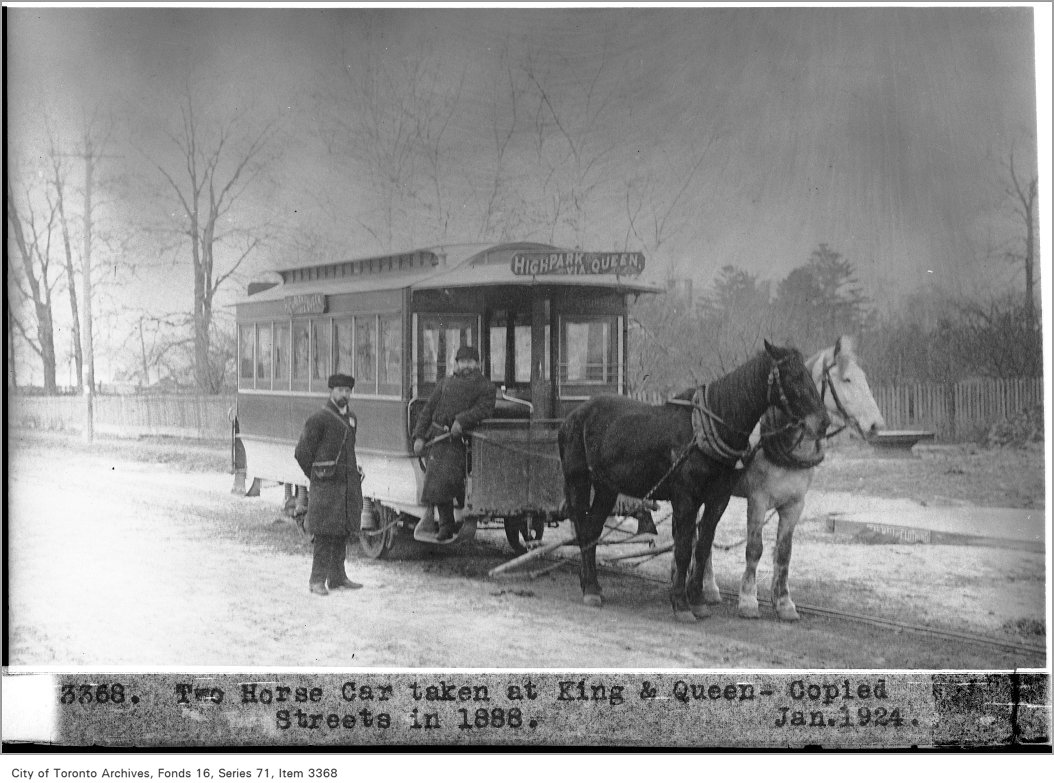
left=295, top=373, right=364, bottom=596
left=413, top=345, right=495, bottom=541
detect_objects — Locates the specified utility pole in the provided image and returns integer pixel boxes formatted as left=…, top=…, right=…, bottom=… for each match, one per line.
left=81, top=131, right=97, bottom=443
left=56, top=122, right=119, bottom=444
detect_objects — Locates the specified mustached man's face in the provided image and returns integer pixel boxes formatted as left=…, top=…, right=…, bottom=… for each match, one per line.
left=330, top=386, right=353, bottom=408
left=456, top=358, right=478, bottom=373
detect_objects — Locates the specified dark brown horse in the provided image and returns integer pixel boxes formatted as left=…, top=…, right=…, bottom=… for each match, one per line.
left=557, top=341, right=830, bottom=622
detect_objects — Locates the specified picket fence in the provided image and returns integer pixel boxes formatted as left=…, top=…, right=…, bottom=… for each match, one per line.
left=9, top=394, right=236, bottom=441
left=6, top=377, right=1044, bottom=442
left=869, top=377, right=1043, bottom=440
left=631, top=377, right=1043, bottom=441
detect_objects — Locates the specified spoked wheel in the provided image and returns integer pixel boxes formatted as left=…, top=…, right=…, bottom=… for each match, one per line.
left=358, top=503, right=401, bottom=560
left=504, top=516, right=546, bottom=556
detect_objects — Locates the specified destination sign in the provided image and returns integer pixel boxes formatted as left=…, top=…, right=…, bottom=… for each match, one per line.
left=285, top=293, right=327, bottom=315
left=511, top=251, right=646, bottom=276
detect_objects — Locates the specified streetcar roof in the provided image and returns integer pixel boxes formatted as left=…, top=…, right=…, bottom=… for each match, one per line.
left=236, top=242, right=663, bottom=305
left=412, top=242, right=664, bottom=294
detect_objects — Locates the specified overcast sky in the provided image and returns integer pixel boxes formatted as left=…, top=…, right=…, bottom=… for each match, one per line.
left=4, top=4, right=1050, bottom=382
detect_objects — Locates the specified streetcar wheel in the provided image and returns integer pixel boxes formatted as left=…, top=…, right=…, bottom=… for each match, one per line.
left=504, top=517, right=545, bottom=556
left=358, top=504, right=399, bottom=560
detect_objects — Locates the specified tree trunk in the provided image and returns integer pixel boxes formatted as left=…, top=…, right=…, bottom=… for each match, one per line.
left=7, top=297, right=18, bottom=390
left=36, top=299, right=58, bottom=394
left=1024, top=198, right=1035, bottom=334
left=53, top=156, right=84, bottom=394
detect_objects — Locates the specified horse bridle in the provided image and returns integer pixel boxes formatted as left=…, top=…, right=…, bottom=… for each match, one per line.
left=684, top=354, right=821, bottom=454
left=819, top=360, right=867, bottom=440
left=763, top=355, right=823, bottom=438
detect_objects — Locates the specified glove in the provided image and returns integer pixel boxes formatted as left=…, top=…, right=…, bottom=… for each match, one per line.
left=413, top=438, right=425, bottom=456
left=450, top=420, right=463, bottom=438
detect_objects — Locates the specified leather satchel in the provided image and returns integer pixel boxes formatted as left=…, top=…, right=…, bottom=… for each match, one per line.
left=311, top=410, right=351, bottom=481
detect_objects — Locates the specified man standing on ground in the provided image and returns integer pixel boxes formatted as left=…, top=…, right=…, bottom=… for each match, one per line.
left=295, top=373, right=364, bottom=595
left=413, top=345, right=495, bottom=541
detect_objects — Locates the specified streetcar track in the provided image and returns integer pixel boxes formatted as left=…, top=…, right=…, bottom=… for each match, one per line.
left=495, top=544, right=1048, bottom=661
left=41, top=461, right=1047, bottom=664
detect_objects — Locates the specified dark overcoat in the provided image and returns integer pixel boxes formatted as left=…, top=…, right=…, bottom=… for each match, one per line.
left=294, top=400, right=363, bottom=536
left=413, top=368, right=495, bottom=505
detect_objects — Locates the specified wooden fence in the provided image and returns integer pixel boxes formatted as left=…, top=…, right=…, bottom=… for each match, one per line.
left=6, top=377, right=1044, bottom=442
left=630, top=377, right=1043, bottom=442
left=8, top=394, right=236, bottom=441
left=870, top=377, right=1043, bottom=441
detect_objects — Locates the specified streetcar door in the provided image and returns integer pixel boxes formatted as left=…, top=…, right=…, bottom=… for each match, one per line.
left=410, top=313, right=479, bottom=434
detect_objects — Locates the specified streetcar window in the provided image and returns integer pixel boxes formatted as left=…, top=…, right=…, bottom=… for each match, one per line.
left=273, top=322, right=290, bottom=390
left=378, top=314, right=402, bottom=395
left=419, top=315, right=475, bottom=384
left=334, top=318, right=353, bottom=377
left=355, top=315, right=377, bottom=391
left=311, top=319, right=331, bottom=386
left=488, top=310, right=535, bottom=385
left=256, top=323, right=273, bottom=386
left=561, top=316, right=617, bottom=383
left=239, top=324, right=254, bottom=382
left=292, top=321, right=310, bottom=383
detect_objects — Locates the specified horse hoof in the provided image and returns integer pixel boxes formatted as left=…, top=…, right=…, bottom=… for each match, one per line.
left=582, top=593, right=603, bottom=608
left=702, top=591, right=723, bottom=606
left=674, top=610, right=697, bottom=624
left=738, top=603, right=761, bottom=620
left=689, top=604, right=712, bottom=620
left=776, top=608, right=800, bottom=622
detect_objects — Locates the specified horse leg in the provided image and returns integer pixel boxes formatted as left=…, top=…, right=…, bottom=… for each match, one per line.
left=579, top=486, right=618, bottom=608
left=738, top=496, right=769, bottom=620
left=563, top=473, right=597, bottom=606
left=771, top=498, right=803, bottom=622
left=694, top=549, right=723, bottom=606
left=687, top=495, right=731, bottom=620
left=699, top=549, right=722, bottom=605
left=668, top=498, right=699, bottom=623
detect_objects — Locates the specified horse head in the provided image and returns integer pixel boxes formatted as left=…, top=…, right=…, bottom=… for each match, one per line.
left=808, top=336, right=885, bottom=440
left=763, top=340, right=831, bottom=441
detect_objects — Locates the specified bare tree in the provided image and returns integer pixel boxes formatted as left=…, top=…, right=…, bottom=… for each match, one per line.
left=145, top=92, right=278, bottom=393
left=623, top=141, right=712, bottom=276
left=44, top=123, right=84, bottom=393
left=1006, top=146, right=1039, bottom=334
left=519, top=44, right=620, bottom=245
left=6, top=171, right=60, bottom=393
left=477, top=42, right=522, bottom=242
left=316, top=35, right=466, bottom=250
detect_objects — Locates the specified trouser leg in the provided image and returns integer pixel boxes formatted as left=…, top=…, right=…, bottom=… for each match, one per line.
left=309, top=536, right=330, bottom=591
left=328, top=536, right=349, bottom=585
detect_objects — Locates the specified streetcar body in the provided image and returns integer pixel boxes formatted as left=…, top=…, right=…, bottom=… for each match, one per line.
left=233, top=242, right=659, bottom=555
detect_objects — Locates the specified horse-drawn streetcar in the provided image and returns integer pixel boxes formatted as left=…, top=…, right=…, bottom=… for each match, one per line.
left=232, top=242, right=661, bottom=559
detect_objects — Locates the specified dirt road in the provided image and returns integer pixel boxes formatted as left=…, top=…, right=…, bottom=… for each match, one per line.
left=5, top=432, right=1045, bottom=669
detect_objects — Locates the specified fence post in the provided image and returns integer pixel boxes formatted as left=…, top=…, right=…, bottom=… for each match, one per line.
left=945, top=382, right=956, bottom=441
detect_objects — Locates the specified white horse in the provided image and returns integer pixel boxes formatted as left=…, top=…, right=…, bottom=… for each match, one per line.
left=699, top=336, right=885, bottom=621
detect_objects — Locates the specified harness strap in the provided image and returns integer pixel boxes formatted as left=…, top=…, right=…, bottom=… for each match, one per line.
left=758, top=409, right=826, bottom=469
left=819, top=360, right=856, bottom=439
left=690, top=386, right=751, bottom=466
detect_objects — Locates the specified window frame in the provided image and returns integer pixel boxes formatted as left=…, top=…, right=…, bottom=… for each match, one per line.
left=415, top=312, right=479, bottom=394
left=558, top=314, right=623, bottom=389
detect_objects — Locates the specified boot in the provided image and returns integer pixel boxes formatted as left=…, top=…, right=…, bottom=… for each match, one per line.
left=413, top=506, right=442, bottom=542
left=435, top=504, right=457, bottom=541
left=436, top=522, right=457, bottom=542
